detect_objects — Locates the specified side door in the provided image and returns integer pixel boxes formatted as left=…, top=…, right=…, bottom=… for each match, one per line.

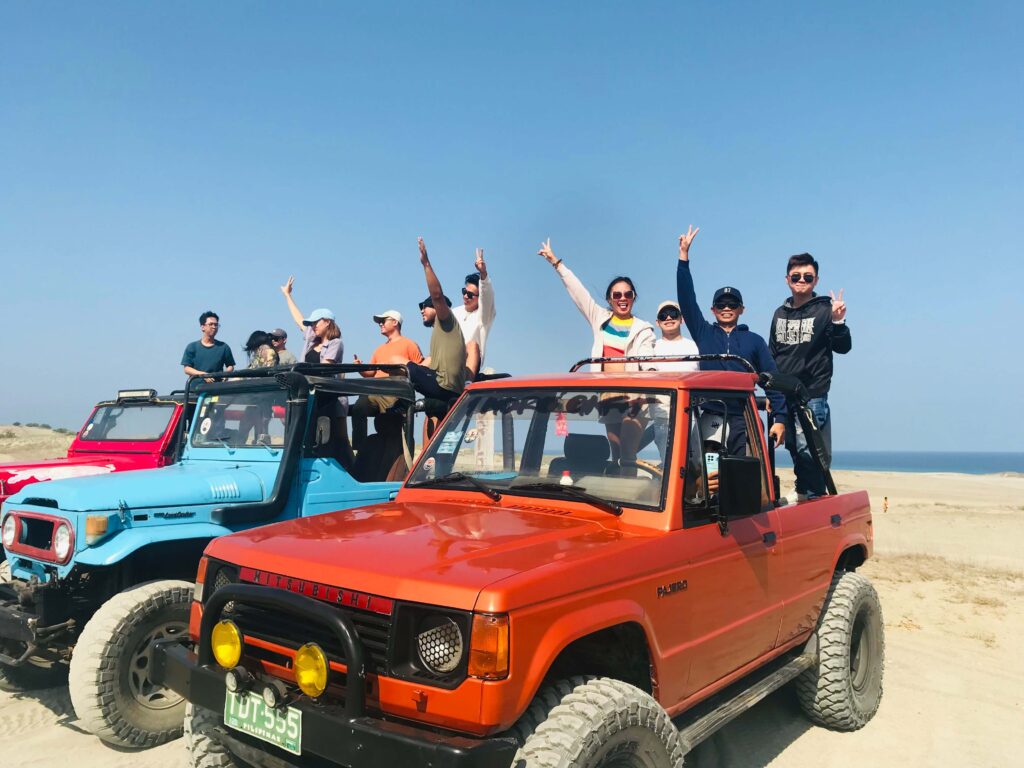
left=668, top=390, right=784, bottom=701
left=296, top=393, right=401, bottom=518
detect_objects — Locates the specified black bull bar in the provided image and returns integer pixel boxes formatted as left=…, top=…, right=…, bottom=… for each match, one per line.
left=150, top=583, right=516, bottom=768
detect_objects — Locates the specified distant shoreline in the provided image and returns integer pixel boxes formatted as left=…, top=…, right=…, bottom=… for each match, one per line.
left=776, top=450, right=1024, bottom=476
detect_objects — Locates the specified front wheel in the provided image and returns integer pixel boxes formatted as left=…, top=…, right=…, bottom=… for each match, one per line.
left=796, top=570, right=885, bottom=730
left=512, top=677, right=685, bottom=767
left=185, top=703, right=241, bottom=768
left=69, top=579, right=192, bottom=747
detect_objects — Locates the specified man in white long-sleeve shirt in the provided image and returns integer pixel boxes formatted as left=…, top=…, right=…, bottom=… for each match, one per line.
left=452, top=248, right=496, bottom=379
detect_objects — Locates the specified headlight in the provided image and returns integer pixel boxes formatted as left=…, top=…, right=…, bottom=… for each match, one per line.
left=53, top=523, right=73, bottom=561
left=416, top=616, right=464, bottom=674
left=1, top=516, right=16, bottom=548
left=293, top=643, right=329, bottom=698
left=211, top=620, right=243, bottom=669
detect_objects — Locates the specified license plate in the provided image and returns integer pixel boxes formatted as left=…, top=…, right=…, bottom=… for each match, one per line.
left=224, top=689, right=302, bottom=755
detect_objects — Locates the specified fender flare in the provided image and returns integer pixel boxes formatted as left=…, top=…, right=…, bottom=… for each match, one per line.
left=830, top=532, right=869, bottom=573
left=74, top=523, right=233, bottom=567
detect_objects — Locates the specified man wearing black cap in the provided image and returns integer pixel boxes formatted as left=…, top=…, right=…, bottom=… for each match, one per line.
left=675, top=225, right=786, bottom=453
left=407, top=238, right=467, bottom=403
left=269, top=328, right=297, bottom=366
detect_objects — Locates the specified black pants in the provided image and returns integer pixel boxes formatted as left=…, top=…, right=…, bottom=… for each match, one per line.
left=407, top=362, right=460, bottom=403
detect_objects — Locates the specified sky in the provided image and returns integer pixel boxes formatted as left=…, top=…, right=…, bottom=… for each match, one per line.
left=1, top=1, right=1021, bottom=452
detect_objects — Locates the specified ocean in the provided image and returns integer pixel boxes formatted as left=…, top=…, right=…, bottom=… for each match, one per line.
left=772, top=451, right=1024, bottom=475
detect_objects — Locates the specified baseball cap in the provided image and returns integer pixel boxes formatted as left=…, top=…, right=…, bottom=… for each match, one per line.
left=270, top=327, right=287, bottom=339
left=302, top=308, right=336, bottom=326
left=712, top=286, right=743, bottom=305
left=657, top=300, right=680, bottom=315
left=419, top=295, right=453, bottom=310
left=373, top=309, right=403, bottom=325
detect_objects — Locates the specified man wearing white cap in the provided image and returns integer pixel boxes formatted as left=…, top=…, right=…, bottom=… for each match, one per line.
left=652, top=300, right=699, bottom=372
left=351, top=310, right=424, bottom=449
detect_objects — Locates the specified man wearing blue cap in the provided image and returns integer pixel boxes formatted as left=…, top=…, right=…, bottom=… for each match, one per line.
left=675, top=225, right=786, bottom=453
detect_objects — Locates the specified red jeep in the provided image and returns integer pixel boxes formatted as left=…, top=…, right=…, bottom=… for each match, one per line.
left=0, top=388, right=189, bottom=513
left=153, top=356, right=883, bottom=767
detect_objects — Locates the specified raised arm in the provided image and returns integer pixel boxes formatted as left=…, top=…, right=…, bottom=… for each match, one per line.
left=830, top=289, right=852, bottom=354
left=280, top=276, right=305, bottom=332
left=476, top=248, right=496, bottom=326
left=675, top=226, right=714, bottom=346
left=538, top=239, right=607, bottom=328
left=419, top=238, right=452, bottom=323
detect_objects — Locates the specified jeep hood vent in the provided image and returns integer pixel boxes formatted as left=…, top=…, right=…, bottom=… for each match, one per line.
left=21, top=497, right=59, bottom=508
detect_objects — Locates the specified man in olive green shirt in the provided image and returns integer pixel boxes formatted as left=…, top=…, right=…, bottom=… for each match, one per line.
left=407, top=237, right=467, bottom=401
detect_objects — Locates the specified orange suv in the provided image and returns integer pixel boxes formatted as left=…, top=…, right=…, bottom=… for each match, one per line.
left=152, top=356, right=883, bottom=767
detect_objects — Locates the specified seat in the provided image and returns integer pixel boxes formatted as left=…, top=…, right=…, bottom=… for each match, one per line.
left=548, top=433, right=612, bottom=479
left=352, top=415, right=406, bottom=483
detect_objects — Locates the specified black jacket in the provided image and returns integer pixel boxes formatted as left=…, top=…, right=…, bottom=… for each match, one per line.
left=768, top=295, right=851, bottom=398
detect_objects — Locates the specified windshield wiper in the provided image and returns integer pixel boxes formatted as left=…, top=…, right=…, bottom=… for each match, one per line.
left=210, top=436, right=236, bottom=454
left=509, top=482, right=622, bottom=517
left=407, top=471, right=502, bottom=502
left=255, top=434, right=278, bottom=454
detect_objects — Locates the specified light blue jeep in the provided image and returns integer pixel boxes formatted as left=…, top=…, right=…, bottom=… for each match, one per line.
left=0, top=364, right=414, bottom=747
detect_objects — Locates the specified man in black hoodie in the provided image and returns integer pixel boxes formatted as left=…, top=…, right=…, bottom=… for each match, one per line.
left=769, top=253, right=852, bottom=498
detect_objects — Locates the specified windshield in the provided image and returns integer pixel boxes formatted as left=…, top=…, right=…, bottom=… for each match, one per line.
left=407, top=388, right=675, bottom=510
left=79, top=403, right=176, bottom=442
left=191, top=390, right=288, bottom=448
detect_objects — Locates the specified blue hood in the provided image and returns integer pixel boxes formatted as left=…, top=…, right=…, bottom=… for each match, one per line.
left=5, top=462, right=270, bottom=513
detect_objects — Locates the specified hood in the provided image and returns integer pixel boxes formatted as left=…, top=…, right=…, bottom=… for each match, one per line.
left=0, top=457, right=118, bottom=498
left=209, top=500, right=652, bottom=612
left=5, top=462, right=267, bottom=513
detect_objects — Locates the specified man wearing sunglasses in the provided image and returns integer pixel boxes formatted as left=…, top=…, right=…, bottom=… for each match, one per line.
left=653, top=301, right=699, bottom=372
left=675, top=226, right=786, bottom=454
left=452, top=248, right=496, bottom=380
left=269, top=328, right=298, bottom=366
left=769, top=253, right=851, bottom=499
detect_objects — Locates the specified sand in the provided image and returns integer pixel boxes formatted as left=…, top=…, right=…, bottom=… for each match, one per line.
left=3, top=460, right=1022, bottom=767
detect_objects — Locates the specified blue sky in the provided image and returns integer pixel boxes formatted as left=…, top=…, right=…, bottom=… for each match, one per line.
left=1, top=2, right=1021, bottom=451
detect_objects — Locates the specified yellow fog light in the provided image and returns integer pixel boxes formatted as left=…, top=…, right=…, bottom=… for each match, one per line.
left=211, top=620, right=243, bottom=669
left=85, top=514, right=109, bottom=545
left=293, top=643, right=329, bottom=698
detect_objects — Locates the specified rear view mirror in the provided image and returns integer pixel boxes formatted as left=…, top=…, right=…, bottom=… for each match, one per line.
left=718, top=456, right=762, bottom=521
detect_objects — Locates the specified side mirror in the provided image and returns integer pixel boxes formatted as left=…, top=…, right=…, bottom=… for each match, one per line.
left=717, top=456, right=762, bottom=527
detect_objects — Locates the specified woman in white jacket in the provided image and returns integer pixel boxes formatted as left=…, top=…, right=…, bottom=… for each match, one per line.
left=538, top=239, right=656, bottom=474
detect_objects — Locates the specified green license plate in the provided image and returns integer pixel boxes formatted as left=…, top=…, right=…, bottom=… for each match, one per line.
left=224, top=689, right=302, bottom=755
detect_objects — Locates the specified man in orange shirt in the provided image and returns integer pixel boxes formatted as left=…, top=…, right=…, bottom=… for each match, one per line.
left=351, top=310, right=424, bottom=449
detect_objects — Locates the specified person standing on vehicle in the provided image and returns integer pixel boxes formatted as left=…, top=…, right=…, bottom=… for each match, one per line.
left=652, top=301, right=699, bottom=372
left=769, top=253, right=851, bottom=498
left=538, top=238, right=656, bottom=473
left=675, top=226, right=786, bottom=454
left=452, top=249, right=496, bottom=379
left=407, top=238, right=467, bottom=403
left=181, top=311, right=235, bottom=377
left=270, top=328, right=298, bottom=366
left=279, top=277, right=343, bottom=364
left=243, top=331, right=279, bottom=368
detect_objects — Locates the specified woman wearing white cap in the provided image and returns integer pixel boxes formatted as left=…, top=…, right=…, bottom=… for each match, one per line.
left=280, top=276, right=343, bottom=364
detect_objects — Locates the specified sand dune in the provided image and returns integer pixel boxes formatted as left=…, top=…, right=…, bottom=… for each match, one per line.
left=3, top=467, right=1022, bottom=767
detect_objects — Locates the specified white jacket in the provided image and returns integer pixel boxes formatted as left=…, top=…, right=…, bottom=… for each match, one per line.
left=555, top=263, right=656, bottom=371
left=453, top=275, right=496, bottom=363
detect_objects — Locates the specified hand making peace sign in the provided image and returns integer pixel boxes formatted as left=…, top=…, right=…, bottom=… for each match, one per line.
left=830, top=289, right=847, bottom=322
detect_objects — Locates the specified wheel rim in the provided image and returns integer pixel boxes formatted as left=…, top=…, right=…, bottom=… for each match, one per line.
left=128, top=620, right=188, bottom=710
left=849, top=604, right=875, bottom=694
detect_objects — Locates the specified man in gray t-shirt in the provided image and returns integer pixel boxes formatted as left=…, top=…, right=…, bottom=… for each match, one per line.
left=181, top=311, right=236, bottom=376
left=270, top=328, right=298, bottom=366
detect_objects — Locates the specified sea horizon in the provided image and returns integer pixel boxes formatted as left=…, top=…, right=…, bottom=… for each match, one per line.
left=773, top=450, right=1024, bottom=475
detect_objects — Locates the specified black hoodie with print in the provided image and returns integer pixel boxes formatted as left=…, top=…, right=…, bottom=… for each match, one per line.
left=768, top=294, right=851, bottom=398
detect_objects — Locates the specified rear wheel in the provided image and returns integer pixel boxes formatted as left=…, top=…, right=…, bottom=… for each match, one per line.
left=512, top=677, right=684, bottom=767
left=69, top=579, right=192, bottom=747
left=796, top=570, right=885, bottom=730
left=0, top=655, right=68, bottom=691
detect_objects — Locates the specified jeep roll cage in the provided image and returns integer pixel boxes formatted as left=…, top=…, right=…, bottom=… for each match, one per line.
left=176, top=364, right=417, bottom=526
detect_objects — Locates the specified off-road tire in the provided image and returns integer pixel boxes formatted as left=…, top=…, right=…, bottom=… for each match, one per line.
left=0, top=559, right=11, bottom=583
left=512, top=676, right=685, bottom=767
left=69, top=579, right=192, bottom=747
left=796, top=570, right=885, bottom=730
left=0, top=656, right=68, bottom=691
left=185, top=703, right=241, bottom=768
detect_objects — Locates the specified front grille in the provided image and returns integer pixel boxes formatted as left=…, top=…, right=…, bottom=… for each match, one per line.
left=22, top=517, right=55, bottom=550
left=230, top=602, right=392, bottom=674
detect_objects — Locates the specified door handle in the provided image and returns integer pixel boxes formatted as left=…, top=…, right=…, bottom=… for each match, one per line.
left=830, top=514, right=841, bottom=527
left=762, top=531, right=777, bottom=546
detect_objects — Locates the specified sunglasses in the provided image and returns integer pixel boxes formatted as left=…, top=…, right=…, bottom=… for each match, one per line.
left=714, top=301, right=741, bottom=311
left=610, top=290, right=636, bottom=301
left=461, top=288, right=479, bottom=299
left=270, top=335, right=285, bottom=341
left=789, top=272, right=816, bottom=283
left=657, top=308, right=681, bottom=321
